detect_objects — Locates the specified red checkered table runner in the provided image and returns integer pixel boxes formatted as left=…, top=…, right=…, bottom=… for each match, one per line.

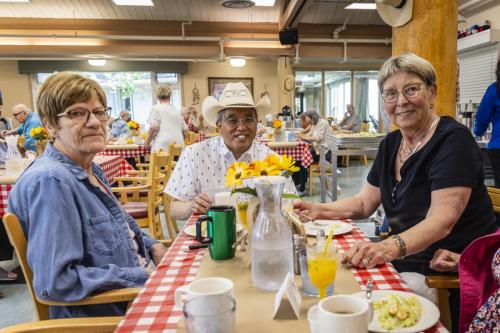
left=116, top=216, right=447, bottom=333
left=116, top=214, right=205, bottom=333
left=0, top=184, right=14, bottom=218
left=267, top=141, right=313, bottom=169
left=93, top=155, right=134, bottom=184
left=99, top=145, right=151, bottom=158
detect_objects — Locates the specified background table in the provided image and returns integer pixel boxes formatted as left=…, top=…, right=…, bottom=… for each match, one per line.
left=100, top=144, right=151, bottom=159
left=116, top=215, right=446, bottom=333
left=0, top=155, right=133, bottom=217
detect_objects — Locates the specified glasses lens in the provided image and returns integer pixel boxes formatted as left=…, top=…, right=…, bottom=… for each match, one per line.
left=382, top=91, right=398, bottom=102
left=403, top=84, right=421, bottom=98
left=92, top=107, right=110, bottom=121
left=67, top=109, right=89, bottom=122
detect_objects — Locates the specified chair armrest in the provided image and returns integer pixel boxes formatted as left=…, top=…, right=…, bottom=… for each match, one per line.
left=111, top=184, right=150, bottom=193
left=126, top=170, right=149, bottom=176
left=425, top=275, right=460, bottom=289
left=38, top=287, right=141, bottom=306
left=0, top=316, right=123, bottom=333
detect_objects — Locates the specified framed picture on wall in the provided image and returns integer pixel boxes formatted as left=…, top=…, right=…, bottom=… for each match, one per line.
left=208, top=77, right=253, bottom=99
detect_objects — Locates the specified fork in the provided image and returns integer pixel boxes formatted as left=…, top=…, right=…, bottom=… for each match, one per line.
left=365, top=278, right=374, bottom=299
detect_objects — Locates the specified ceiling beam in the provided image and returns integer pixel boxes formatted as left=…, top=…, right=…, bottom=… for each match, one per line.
left=279, top=0, right=313, bottom=29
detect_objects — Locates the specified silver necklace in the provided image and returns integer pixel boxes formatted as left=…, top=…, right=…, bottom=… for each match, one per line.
left=399, top=116, right=439, bottom=164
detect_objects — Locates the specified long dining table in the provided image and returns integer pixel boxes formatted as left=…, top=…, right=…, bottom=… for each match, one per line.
left=116, top=215, right=447, bottom=333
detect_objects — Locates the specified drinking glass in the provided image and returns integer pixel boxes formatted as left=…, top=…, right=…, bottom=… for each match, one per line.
left=183, top=295, right=236, bottom=333
left=234, top=193, right=251, bottom=230
left=306, top=244, right=337, bottom=299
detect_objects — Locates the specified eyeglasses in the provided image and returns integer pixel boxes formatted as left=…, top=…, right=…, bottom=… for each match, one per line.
left=57, top=106, right=111, bottom=124
left=13, top=112, right=25, bottom=118
left=381, top=82, right=424, bottom=103
left=222, top=116, right=257, bottom=127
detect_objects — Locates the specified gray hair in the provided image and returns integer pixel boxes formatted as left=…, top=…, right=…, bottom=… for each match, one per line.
left=304, top=109, right=321, bottom=125
left=378, top=52, right=437, bottom=91
left=119, top=110, right=130, bottom=118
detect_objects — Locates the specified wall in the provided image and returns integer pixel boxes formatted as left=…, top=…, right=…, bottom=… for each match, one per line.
left=0, top=61, right=33, bottom=123
left=182, top=59, right=279, bottom=115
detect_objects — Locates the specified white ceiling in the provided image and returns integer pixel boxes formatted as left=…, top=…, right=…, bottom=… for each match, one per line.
left=0, top=0, right=386, bottom=25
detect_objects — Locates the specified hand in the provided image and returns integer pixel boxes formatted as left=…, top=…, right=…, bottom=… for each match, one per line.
left=191, top=192, right=213, bottom=214
left=150, top=242, right=168, bottom=266
left=144, top=141, right=151, bottom=150
left=429, top=249, right=460, bottom=272
left=1, top=130, right=8, bottom=137
left=293, top=199, right=321, bottom=221
left=341, top=240, right=398, bottom=269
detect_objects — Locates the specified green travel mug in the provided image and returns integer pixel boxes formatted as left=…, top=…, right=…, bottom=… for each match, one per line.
left=196, top=205, right=236, bottom=260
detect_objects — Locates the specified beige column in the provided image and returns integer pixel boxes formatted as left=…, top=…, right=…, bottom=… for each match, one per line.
left=276, top=56, right=294, bottom=116
left=392, top=0, right=457, bottom=118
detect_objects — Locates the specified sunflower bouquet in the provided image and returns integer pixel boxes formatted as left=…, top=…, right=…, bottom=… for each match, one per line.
left=29, top=127, right=49, bottom=141
left=226, top=154, right=299, bottom=196
left=127, top=120, right=140, bottom=131
left=272, top=119, right=283, bottom=129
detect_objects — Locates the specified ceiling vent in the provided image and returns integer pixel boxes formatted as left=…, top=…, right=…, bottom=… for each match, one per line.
left=219, top=0, right=255, bottom=9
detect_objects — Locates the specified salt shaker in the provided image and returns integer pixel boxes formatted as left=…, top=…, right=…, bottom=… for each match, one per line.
left=293, top=234, right=307, bottom=275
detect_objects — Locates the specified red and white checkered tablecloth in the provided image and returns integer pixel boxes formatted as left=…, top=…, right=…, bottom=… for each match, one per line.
left=266, top=141, right=314, bottom=169
left=0, top=156, right=133, bottom=217
left=116, top=214, right=205, bottom=333
left=99, top=145, right=151, bottom=158
left=93, top=155, right=134, bottom=184
left=116, top=215, right=447, bottom=333
left=0, top=184, right=13, bottom=218
left=197, top=132, right=206, bottom=142
left=335, top=222, right=447, bottom=333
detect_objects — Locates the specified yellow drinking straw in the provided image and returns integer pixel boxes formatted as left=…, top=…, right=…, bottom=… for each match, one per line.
left=322, top=227, right=335, bottom=255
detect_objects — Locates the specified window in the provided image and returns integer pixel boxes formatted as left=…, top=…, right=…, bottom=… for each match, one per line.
left=294, top=71, right=322, bottom=115
left=353, top=71, right=380, bottom=129
left=325, top=71, right=351, bottom=121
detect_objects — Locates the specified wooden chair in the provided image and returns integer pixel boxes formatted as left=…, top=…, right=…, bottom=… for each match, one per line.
left=424, top=275, right=460, bottom=332
left=185, top=131, right=199, bottom=145
left=2, top=213, right=140, bottom=321
left=1, top=317, right=121, bottom=333
left=308, top=162, right=332, bottom=196
left=162, top=142, right=183, bottom=236
left=487, top=186, right=500, bottom=213
left=112, top=151, right=172, bottom=241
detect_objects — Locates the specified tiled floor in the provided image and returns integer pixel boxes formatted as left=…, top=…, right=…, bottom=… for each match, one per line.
left=0, top=160, right=373, bottom=329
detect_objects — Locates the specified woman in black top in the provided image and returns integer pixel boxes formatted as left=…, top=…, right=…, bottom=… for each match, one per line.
left=295, top=53, right=497, bottom=274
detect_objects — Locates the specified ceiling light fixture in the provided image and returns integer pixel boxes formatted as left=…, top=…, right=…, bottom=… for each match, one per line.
left=345, top=3, right=376, bottom=9
left=88, top=59, right=107, bottom=66
left=219, top=0, right=254, bottom=9
left=253, top=0, right=275, bottom=6
left=0, top=0, right=30, bottom=2
left=229, top=57, right=246, bottom=67
left=112, top=0, right=154, bottom=6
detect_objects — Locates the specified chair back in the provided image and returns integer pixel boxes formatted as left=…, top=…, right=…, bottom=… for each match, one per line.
left=185, top=131, right=199, bottom=145
left=487, top=186, right=500, bottom=213
left=161, top=142, right=184, bottom=238
left=2, top=213, right=50, bottom=320
left=147, top=152, right=169, bottom=240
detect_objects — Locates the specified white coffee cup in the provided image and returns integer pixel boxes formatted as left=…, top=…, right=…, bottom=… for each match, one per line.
left=174, top=277, right=234, bottom=309
left=214, top=192, right=235, bottom=206
left=318, top=294, right=372, bottom=333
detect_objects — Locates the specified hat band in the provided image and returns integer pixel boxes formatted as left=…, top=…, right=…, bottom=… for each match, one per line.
left=396, top=0, right=406, bottom=9
left=222, top=103, right=254, bottom=107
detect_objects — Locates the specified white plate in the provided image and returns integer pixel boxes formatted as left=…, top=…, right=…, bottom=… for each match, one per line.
left=352, top=290, right=440, bottom=333
left=184, top=223, right=244, bottom=237
left=303, top=220, right=353, bottom=236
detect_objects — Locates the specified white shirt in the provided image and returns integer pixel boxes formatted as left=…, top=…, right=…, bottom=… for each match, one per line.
left=147, top=103, right=186, bottom=152
left=165, top=136, right=298, bottom=201
left=310, top=119, right=331, bottom=153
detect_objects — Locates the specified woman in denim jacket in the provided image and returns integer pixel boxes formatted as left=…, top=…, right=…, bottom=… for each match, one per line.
left=8, top=72, right=167, bottom=319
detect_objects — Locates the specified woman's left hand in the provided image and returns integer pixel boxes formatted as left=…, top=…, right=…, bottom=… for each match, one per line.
left=341, top=240, right=399, bottom=269
left=150, top=243, right=168, bottom=266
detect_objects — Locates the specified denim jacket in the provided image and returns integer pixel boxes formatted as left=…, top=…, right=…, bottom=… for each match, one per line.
left=8, top=144, right=157, bottom=318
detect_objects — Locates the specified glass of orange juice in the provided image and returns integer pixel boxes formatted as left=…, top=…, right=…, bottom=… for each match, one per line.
left=306, top=243, right=337, bottom=299
left=234, top=193, right=250, bottom=230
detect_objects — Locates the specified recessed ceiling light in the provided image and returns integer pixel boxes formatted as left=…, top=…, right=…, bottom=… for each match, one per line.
left=345, top=3, right=376, bottom=9
left=254, top=0, right=275, bottom=6
left=229, top=57, right=246, bottom=67
left=88, top=59, right=107, bottom=66
left=112, top=0, right=154, bottom=6
left=0, top=0, right=30, bottom=2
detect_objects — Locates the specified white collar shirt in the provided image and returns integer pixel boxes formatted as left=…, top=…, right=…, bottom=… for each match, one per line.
left=165, top=136, right=297, bottom=201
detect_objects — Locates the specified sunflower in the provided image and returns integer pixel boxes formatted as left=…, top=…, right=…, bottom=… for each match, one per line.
left=247, top=160, right=280, bottom=177
left=226, top=161, right=249, bottom=187
left=272, top=119, right=283, bottom=129
left=278, top=154, right=300, bottom=173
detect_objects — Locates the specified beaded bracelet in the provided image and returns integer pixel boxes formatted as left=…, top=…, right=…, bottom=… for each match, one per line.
left=391, top=234, right=407, bottom=259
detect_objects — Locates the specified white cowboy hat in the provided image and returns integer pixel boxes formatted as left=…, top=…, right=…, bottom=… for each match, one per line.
left=202, top=82, right=272, bottom=127
left=376, top=0, right=413, bottom=28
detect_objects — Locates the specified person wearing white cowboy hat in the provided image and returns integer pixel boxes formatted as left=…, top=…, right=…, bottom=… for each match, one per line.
left=165, top=82, right=297, bottom=220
